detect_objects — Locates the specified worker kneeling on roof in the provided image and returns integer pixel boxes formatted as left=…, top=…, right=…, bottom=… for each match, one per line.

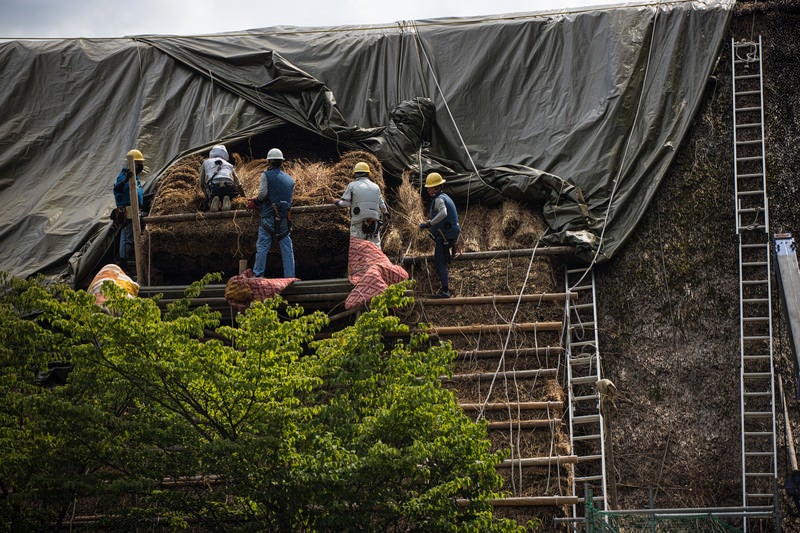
left=335, top=161, right=389, bottom=248
left=199, top=144, right=244, bottom=212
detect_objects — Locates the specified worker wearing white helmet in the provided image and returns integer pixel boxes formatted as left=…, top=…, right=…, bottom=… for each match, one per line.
left=252, top=148, right=296, bottom=278
left=334, top=161, right=389, bottom=248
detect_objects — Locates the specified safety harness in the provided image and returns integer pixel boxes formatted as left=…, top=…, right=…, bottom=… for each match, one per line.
left=261, top=201, right=292, bottom=241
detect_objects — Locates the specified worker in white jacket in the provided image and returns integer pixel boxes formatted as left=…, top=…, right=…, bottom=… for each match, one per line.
left=199, top=144, right=243, bottom=212
left=335, top=161, right=389, bottom=248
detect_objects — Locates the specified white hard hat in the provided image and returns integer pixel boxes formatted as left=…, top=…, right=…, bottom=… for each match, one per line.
left=267, top=148, right=284, bottom=160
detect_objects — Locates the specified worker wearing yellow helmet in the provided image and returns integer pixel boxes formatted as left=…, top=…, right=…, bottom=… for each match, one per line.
left=334, top=161, right=389, bottom=248
left=418, top=171, right=461, bottom=298
left=112, top=149, right=146, bottom=267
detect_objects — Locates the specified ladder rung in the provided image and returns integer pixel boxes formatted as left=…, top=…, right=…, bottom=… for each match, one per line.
left=745, top=451, right=774, bottom=457
left=743, top=316, right=769, bottom=322
left=569, top=355, right=596, bottom=366
left=569, top=340, right=596, bottom=348
left=571, top=376, right=600, bottom=385
left=737, top=189, right=764, bottom=196
left=736, top=138, right=762, bottom=145
left=743, top=354, right=771, bottom=360
left=572, top=434, right=600, bottom=442
left=743, top=431, right=774, bottom=437
left=734, top=74, right=761, bottom=80
left=735, top=122, right=761, bottom=129
left=739, top=224, right=766, bottom=230
left=743, top=335, right=770, bottom=341
left=735, top=106, right=762, bottom=113
left=578, top=454, right=602, bottom=462
left=573, top=394, right=599, bottom=402
left=741, top=279, right=767, bottom=285
left=743, top=372, right=772, bottom=379
left=744, top=392, right=771, bottom=398
left=575, top=475, right=603, bottom=482
left=571, top=303, right=594, bottom=311
left=744, top=411, right=773, bottom=418
left=735, top=90, right=760, bottom=96
left=572, top=414, right=600, bottom=424
left=745, top=472, right=774, bottom=478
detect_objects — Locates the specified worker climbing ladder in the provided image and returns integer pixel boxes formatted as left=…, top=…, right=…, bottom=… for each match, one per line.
left=731, top=35, right=778, bottom=529
left=564, top=266, right=608, bottom=518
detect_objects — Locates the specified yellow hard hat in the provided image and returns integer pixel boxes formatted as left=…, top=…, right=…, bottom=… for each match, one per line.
left=424, top=172, right=445, bottom=188
left=353, top=161, right=371, bottom=175
left=126, top=149, right=144, bottom=161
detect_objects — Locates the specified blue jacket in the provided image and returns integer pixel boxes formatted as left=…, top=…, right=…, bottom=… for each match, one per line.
left=113, top=168, right=143, bottom=207
left=428, top=192, right=461, bottom=241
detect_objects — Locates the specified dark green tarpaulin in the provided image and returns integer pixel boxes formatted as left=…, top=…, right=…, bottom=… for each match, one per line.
left=0, top=0, right=733, bottom=286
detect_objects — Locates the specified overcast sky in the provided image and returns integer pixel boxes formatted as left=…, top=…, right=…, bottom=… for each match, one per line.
left=4, top=0, right=625, bottom=39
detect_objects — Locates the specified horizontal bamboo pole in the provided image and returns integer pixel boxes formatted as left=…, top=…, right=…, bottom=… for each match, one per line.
left=431, top=321, right=562, bottom=336
left=458, top=346, right=564, bottom=359
left=416, top=292, right=574, bottom=305
left=485, top=418, right=561, bottom=429
left=459, top=401, right=564, bottom=411
left=403, top=246, right=575, bottom=265
left=143, top=203, right=338, bottom=224
left=444, top=367, right=558, bottom=381
left=491, top=496, right=580, bottom=507
left=497, top=455, right=578, bottom=468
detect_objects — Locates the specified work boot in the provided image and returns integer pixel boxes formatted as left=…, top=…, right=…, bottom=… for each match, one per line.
left=433, top=289, right=451, bottom=299
left=222, top=195, right=232, bottom=211
left=209, top=196, right=221, bottom=212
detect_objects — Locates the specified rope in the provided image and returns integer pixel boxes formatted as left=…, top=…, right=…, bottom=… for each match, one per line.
left=409, top=20, right=503, bottom=234
left=476, top=229, right=550, bottom=421
left=567, top=0, right=663, bottom=292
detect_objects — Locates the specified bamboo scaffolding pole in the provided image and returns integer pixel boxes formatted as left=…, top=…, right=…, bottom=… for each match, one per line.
left=126, top=153, right=145, bottom=283
left=416, top=292, right=575, bottom=305
left=485, top=418, right=562, bottom=429
left=142, top=203, right=338, bottom=224
left=459, top=401, right=564, bottom=411
left=402, top=246, right=575, bottom=265
left=431, top=321, right=563, bottom=336
left=444, top=367, right=558, bottom=381
left=458, top=347, right=564, bottom=358
left=497, top=455, right=578, bottom=468
left=491, top=496, right=579, bottom=507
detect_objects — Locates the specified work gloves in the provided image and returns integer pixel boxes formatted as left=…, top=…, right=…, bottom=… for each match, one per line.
left=419, top=221, right=431, bottom=229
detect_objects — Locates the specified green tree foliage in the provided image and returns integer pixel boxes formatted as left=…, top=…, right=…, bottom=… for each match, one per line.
left=0, top=273, right=522, bottom=532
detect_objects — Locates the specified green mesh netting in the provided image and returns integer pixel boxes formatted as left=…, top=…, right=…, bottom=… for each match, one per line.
left=588, top=513, right=742, bottom=533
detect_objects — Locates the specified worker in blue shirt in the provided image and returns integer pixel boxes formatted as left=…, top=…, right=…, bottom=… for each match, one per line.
left=419, top=172, right=461, bottom=298
left=112, top=149, right=145, bottom=264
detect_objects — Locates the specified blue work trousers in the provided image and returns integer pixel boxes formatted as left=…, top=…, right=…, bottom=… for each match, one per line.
left=433, top=236, right=455, bottom=292
left=254, top=224, right=295, bottom=278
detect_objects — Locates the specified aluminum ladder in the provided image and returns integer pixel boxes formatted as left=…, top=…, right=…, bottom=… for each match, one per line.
left=731, top=35, right=778, bottom=530
left=565, top=266, right=608, bottom=519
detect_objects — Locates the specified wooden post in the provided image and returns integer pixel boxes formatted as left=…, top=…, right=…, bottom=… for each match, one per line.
left=779, top=375, right=799, bottom=471
left=126, top=154, right=145, bottom=283
left=239, top=259, right=248, bottom=274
